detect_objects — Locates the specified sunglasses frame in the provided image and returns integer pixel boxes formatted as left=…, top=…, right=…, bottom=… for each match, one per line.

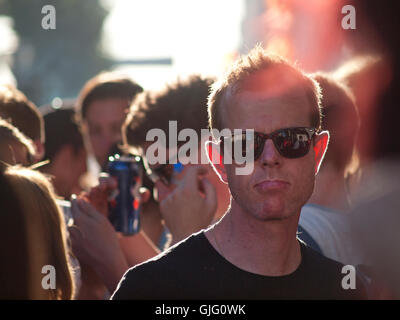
left=146, top=162, right=184, bottom=186
left=221, top=127, right=317, bottom=161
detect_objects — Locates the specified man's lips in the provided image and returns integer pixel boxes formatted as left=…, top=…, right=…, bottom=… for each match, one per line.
left=254, top=179, right=290, bottom=192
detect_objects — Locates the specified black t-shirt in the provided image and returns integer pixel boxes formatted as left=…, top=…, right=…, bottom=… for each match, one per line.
left=112, top=231, right=367, bottom=300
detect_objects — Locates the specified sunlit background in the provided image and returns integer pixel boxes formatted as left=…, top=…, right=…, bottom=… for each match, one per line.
left=101, top=0, right=244, bottom=90
left=0, top=0, right=359, bottom=106
left=0, top=0, right=245, bottom=104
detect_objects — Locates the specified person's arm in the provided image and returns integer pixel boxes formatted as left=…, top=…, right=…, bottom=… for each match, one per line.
left=118, top=230, right=160, bottom=267
left=86, top=177, right=160, bottom=265
left=69, top=197, right=128, bottom=295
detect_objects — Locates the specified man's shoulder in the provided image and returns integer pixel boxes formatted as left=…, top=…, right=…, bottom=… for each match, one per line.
left=111, top=231, right=210, bottom=299
left=300, top=242, right=368, bottom=299
left=130, top=230, right=207, bottom=272
left=301, top=241, right=346, bottom=274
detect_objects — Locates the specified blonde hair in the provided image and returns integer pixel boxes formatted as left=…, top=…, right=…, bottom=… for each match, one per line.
left=4, top=167, right=75, bottom=299
left=207, top=45, right=322, bottom=136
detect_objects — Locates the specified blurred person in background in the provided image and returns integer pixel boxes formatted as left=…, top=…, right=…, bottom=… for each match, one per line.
left=75, top=72, right=143, bottom=174
left=67, top=72, right=167, bottom=298
left=0, top=118, right=36, bottom=166
left=297, top=73, right=363, bottom=265
left=333, top=55, right=392, bottom=173
left=67, top=75, right=228, bottom=298
left=39, top=105, right=87, bottom=200
left=69, top=182, right=160, bottom=299
left=340, top=0, right=400, bottom=299
left=0, top=165, right=30, bottom=299
left=123, top=75, right=231, bottom=245
left=2, top=165, right=76, bottom=299
left=0, top=84, right=45, bottom=162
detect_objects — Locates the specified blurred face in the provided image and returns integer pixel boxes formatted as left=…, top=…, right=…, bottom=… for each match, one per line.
left=143, top=145, right=208, bottom=203
left=221, top=85, right=317, bottom=221
left=84, top=98, right=129, bottom=166
left=68, top=147, right=87, bottom=197
left=142, top=143, right=231, bottom=216
left=50, top=145, right=87, bottom=199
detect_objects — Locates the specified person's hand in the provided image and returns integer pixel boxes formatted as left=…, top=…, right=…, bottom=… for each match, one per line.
left=86, top=174, right=151, bottom=217
left=69, top=196, right=128, bottom=293
left=159, top=165, right=217, bottom=244
left=76, top=174, right=159, bottom=268
left=86, top=174, right=118, bottom=217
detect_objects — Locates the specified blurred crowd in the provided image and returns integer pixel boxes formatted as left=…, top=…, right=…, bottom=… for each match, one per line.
left=1, top=0, right=400, bottom=300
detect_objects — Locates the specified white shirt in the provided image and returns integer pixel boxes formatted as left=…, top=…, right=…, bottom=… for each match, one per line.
left=299, top=203, right=363, bottom=266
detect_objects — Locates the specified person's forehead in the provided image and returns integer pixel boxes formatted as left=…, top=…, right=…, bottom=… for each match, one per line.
left=222, top=87, right=313, bottom=132
left=86, top=98, right=129, bottom=123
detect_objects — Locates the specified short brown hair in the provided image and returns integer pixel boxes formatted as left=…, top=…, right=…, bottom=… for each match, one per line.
left=208, top=46, right=322, bottom=136
left=123, top=74, right=214, bottom=150
left=42, top=106, right=84, bottom=163
left=0, top=85, right=44, bottom=143
left=76, top=72, right=143, bottom=124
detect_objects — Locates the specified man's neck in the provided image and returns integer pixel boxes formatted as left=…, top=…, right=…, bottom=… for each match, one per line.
left=206, top=202, right=301, bottom=277
left=308, top=164, right=350, bottom=212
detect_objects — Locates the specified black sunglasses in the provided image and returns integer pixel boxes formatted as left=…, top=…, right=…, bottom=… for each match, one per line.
left=221, top=127, right=317, bottom=161
left=146, top=162, right=184, bottom=186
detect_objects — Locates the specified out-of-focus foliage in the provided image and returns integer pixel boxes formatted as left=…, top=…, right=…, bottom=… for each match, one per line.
left=0, top=0, right=112, bottom=105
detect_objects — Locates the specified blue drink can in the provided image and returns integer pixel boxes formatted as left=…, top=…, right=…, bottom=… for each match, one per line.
left=107, top=154, right=142, bottom=236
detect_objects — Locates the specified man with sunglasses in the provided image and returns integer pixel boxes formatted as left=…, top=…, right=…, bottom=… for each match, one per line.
left=112, top=47, right=367, bottom=299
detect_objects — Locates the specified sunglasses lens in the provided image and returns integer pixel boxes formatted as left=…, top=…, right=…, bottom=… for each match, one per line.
left=231, top=133, right=250, bottom=158
left=219, top=128, right=315, bottom=162
left=253, top=134, right=265, bottom=160
left=274, top=128, right=312, bottom=158
left=152, top=162, right=185, bottom=185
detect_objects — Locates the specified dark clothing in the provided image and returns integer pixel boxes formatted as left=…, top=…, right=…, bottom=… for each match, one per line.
left=297, top=225, right=323, bottom=254
left=112, top=231, right=367, bottom=300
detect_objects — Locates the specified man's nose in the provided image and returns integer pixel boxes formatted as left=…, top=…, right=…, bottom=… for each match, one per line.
left=259, top=139, right=282, bottom=167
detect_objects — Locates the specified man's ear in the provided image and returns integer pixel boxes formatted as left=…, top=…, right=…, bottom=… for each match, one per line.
left=205, top=140, right=228, bottom=184
left=313, top=130, right=330, bottom=175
